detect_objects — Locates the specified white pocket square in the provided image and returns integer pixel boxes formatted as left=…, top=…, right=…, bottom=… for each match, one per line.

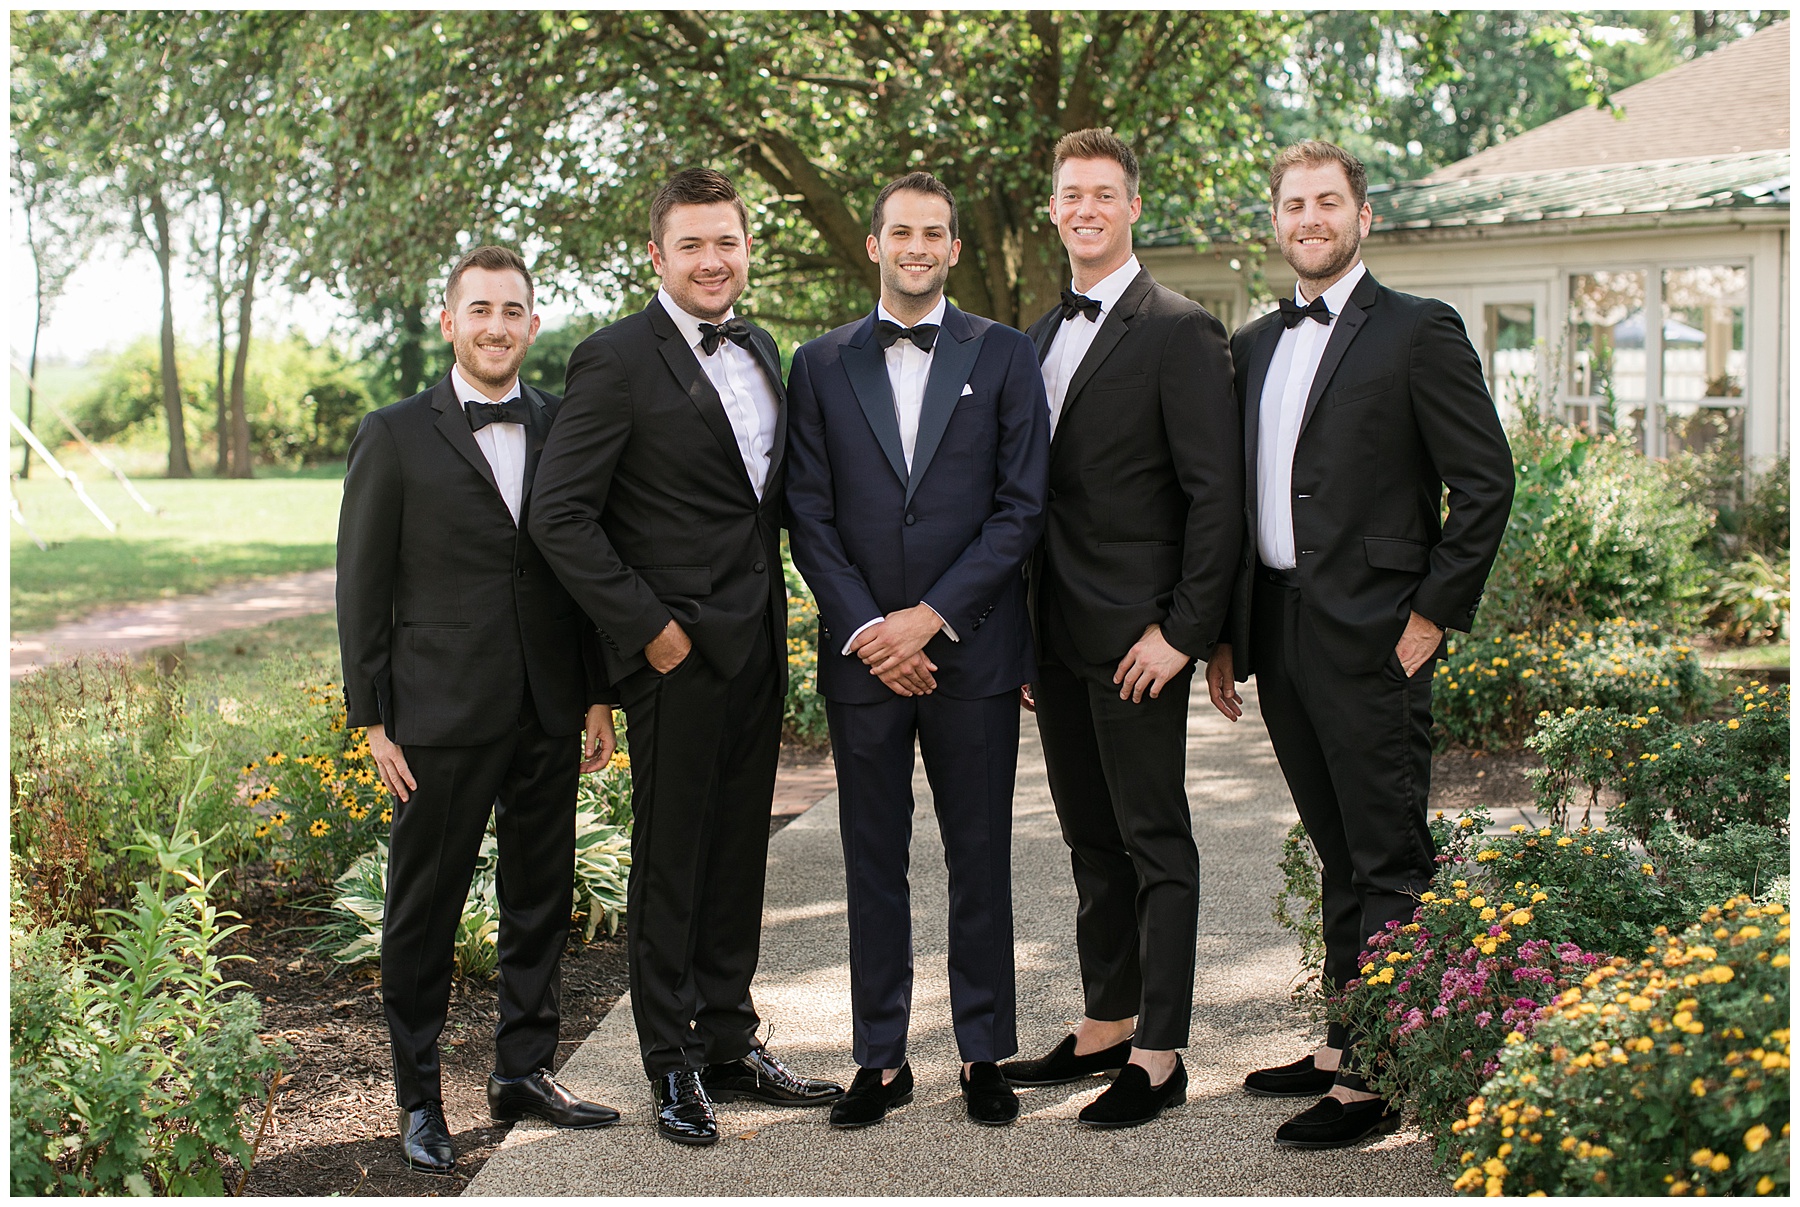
left=961, top=383, right=974, bottom=396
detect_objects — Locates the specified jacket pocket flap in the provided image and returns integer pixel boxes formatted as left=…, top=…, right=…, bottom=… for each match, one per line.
left=1364, top=536, right=1429, bottom=573
left=1331, top=372, right=1394, bottom=405
left=1093, top=372, right=1150, bottom=392
left=638, top=564, right=713, bottom=597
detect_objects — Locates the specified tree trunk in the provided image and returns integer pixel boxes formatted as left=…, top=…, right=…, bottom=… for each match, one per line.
left=24, top=308, right=40, bottom=480
left=140, top=191, right=192, bottom=478
left=227, top=210, right=269, bottom=479
left=213, top=196, right=230, bottom=476
left=396, top=297, right=427, bottom=399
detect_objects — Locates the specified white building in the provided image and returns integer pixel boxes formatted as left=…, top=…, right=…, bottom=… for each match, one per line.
left=1144, top=20, right=1790, bottom=472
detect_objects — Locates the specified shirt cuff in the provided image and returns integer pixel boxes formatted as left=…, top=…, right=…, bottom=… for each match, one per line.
left=841, top=617, right=883, bottom=656
left=924, top=604, right=957, bottom=642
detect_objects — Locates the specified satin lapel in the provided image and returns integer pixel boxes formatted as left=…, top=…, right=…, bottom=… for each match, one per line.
left=1026, top=306, right=1060, bottom=366
left=519, top=385, right=550, bottom=514
left=842, top=319, right=909, bottom=489
left=431, top=378, right=501, bottom=496
left=1054, top=269, right=1153, bottom=442
left=659, top=331, right=758, bottom=502
left=1297, top=296, right=1369, bottom=437
left=748, top=326, right=788, bottom=488
left=905, top=306, right=985, bottom=506
left=1242, top=318, right=1283, bottom=481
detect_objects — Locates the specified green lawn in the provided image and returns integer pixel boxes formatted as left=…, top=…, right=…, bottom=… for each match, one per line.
left=10, top=453, right=344, bottom=631
left=1702, top=642, right=1790, bottom=670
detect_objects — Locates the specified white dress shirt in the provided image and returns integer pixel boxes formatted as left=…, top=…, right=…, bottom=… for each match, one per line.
left=1255, top=261, right=1368, bottom=569
left=657, top=287, right=779, bottom=500
left=841, top=296, right=958, bottom=654
left=1040, top=254, right=1141, bottom=437
left=451, top=364, right=526, bottom=525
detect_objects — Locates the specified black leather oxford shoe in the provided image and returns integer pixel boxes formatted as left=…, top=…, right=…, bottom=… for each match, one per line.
left=1077, top=1056, right=1188, bottom=1128
left=961, top=1061, right=1020, bottom=1126
left=703, top=1046, right=844, bottom=1106
left=1000, top=1033, right=1132, bottom=1086
left=1273, top=1095, right=1402, bottom=1149
left=488, top=1069, right=621, bottom=1128
left=654, top=1068, right=719, bottom=1146
left=1243, top=1054, right=1339, bottom=1098
left=829, top=1064, right=914, bottom=1129
left=399, top=1101, right=454, bottom=1175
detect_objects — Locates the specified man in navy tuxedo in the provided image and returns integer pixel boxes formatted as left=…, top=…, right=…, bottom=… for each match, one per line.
left=785, top=172, right=1050, bottom=1130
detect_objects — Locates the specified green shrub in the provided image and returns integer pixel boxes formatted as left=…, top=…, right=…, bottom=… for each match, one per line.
left=1482, top=421, right=1714, bottom=636
left=1449, top=896, right=1789, bottom=1197
left=782, top=542, right=830, bottom=748
left=1527, top=684, right=1790, bottom=842
left=1433, top=619, right=1715, bottom=750
left=1707, top=551, right=1790, bottom=644
left=1710, top=454, right=1789, bottom=564
left=9, top=770, right=288, bottom=1196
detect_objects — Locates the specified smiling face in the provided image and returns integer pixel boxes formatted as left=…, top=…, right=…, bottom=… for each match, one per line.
left=1049, top=156, right=1142, bottom=290
left=440, top=266, right=539, bottom=397
left=649, top=201, right=751, bottom=322
left=867, top=188, right=960, bottom=324
left=1272, top=159, right=1372, bottom=298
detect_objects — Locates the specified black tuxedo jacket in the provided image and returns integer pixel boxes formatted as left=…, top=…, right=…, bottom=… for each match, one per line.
left=336, top=377, right=603, bottom=746
left=528, top=298, right=789, bottom=687
left=1023, top=267, right=1242, bottom=665
left=785, top=304, right=1050, bottom=703
left=1222, top=270, right=1515, bottom=677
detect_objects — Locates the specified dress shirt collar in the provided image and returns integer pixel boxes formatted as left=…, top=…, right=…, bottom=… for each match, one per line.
left=1071, top=253, right=1142, bottom=315
left=1292, top=260, right=1366, bottom=320
left=875, top=294, right=949, bottom=334
left=657, top=286, right=741, bottom=354
left=450, top=363, right=521, bottom=408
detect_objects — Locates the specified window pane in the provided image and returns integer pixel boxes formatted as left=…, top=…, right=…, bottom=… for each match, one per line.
left=1568, top=271, right=1647, bottom=401
left=1483, top=302, right=1536, bottom=417
left=1661, top=266, right=1747, bottom=400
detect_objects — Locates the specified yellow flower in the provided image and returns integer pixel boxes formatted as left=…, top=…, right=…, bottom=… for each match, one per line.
left=1691, top=1149, right=1715, bottom=1167
left=1728, top=719, right=1740, bottom=730
left=1757, top=1176, right=1775, bottom=1195
left=1642, top=863, right=1656, bottom=875
left=380, top=808, right=393, bottom=824
left=1690, top=1078, right=1707, bottom=1097
left=1710, top=1154, right=1731, bottom=1173
left=1557, top=836, right=1574, bottom=847
left=607, top=751, right=631, bottom=771
left=1744, top=1124, right=1772, bottom=1153
left=1470, top=895, right=1488, bottom=909
left=310, top=819, right=330, bottom=837
left=1480, top=907, right=1499, bottom=922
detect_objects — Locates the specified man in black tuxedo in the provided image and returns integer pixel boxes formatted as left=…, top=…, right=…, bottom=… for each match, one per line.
left=1000, top=129, right=1241, bottom=1129
left=528, top=169, right=841, bottom=1148
left=786, top=172, right=1049, bottom=1129
left=1206, top=140, right=1513, bottom=1148
left=337, top=245, right=621, bottom=1175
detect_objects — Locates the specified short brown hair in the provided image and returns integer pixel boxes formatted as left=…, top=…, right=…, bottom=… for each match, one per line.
left=1269, top=140, right=1369, bottom=209
left=870, top=171, right=958, bottom=241
left=1053, top=128, right=1141, bottom=199
left=650, top=167, right=750, bottom=246
left=446, top=245, right=534, bottom=310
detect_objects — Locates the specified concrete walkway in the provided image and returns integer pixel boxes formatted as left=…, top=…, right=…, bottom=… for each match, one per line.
left=468, top=684, right=1450, bottom=1196
left=9, top=568, right=338, bottom=679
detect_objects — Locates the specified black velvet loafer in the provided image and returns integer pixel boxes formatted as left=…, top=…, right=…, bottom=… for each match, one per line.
left=399, top=1101, right=454, bottom=1175
left=1077, top=1056, right=1188, bottom=1128
left=961, top=1061, right=1021, bottom=1126
left=1000, top=1033, right=1133, bottom=1087
left=703, top=1046, right=845, bottom=1106
left=1243, top=1054, right=1338, bottom=1098
left=829, top=1064, right=914, bottom=1129
left=488, top=1069, right=621, bottom=1128
left=1273, top=1095, right=1402, bottom=1149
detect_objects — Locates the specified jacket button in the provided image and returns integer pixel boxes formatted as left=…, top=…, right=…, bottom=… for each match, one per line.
left=517, top=567, right=527, bottom=578
left=905, top=514, right=916, bottom=526
left=753, top=561, right=766, bottom=573
left=1047, top=488, right=1058, bottom=502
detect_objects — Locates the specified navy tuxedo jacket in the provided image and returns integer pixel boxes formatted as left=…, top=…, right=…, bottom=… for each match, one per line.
left=785, top=304, right=1050, bottom=704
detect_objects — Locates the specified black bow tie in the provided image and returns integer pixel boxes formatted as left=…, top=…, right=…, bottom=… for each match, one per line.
left=874, top=319, right=939, bottom=353
left=466, top=398, right=529, bottom=432
left=1060, top=289, right=1103, bottom=322
left=1278, top=295, right=1333, bottom=328
left=697, top=317, right=753, bottom=355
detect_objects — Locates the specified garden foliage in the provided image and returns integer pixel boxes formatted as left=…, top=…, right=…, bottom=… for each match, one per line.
left=10, top=768, right=287, bottom=1195
left=1449, top=897, right=1789, bottom=1197
left=783, top=543, right=830, bottom=748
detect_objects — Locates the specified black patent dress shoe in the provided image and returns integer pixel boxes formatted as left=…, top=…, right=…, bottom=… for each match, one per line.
left=829, top=1064, right=914, bottom=1129
left=488, top=1068, right=621, bottom=1128
left=961, top=1061, right=1021, bottom=1126
left=654, top=1069, right=719, bottom=1146
left=703, top=1046, right=845, bottom=1106
left=1243, top=1053, right=1339, bottom=1098
left=1000, top=1033, right=1133, bottom=1087
left=399, top=1101, right=454, bottom=1175
left=1078, top=1055, right=1188, bottom=1128
left=1273, top=1095, right=1403, bottom=1149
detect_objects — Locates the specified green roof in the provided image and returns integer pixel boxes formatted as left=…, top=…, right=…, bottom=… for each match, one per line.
left=1369, top=150, right=1789, bottom=232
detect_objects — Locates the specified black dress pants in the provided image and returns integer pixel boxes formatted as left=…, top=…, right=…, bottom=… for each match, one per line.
left=616, top=628, right=781, bottom=1078
left=1249, top=571, right=1436, bottom=1070
left=383, top=694, right=579, bottom=1111
left=1032, top=590, right=1199, bottom=1050
left=827, top=689, right=1020, bottom=1069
